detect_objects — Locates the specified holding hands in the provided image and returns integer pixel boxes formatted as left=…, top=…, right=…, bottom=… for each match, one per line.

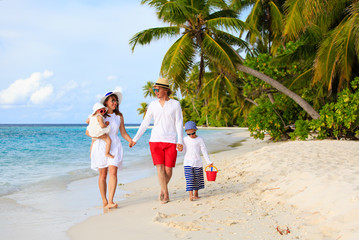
left=129, top=140, right=136, bottom=148
left=176, top=144, right=183, bottom=152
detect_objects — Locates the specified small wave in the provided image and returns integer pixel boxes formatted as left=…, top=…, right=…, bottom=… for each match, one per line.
left=0, top=182, right=20, bottom=197
left=0, top=168, right=98, bottom=197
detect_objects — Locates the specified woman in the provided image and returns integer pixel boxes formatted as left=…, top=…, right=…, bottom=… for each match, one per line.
left=86, top=91, right=133, bottom=209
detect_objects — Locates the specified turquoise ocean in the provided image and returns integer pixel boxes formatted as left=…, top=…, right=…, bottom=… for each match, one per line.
left=0, top=124, right=245, bottom=240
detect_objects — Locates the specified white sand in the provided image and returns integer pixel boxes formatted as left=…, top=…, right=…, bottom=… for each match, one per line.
left=68, top=130, right=359, bottom=240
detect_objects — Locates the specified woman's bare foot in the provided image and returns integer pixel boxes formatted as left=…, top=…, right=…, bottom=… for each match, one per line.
left=102, top=201, right=108, bottom=208
left=161, top=198, right=169, bottom=204
left=105, top=153, right=115, bottom=158
left=106, top=202, right=118, bottom=209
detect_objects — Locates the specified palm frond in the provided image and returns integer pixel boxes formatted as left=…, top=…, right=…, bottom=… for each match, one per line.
left=214, top=29, right=250, bottom=49
left=141, top=0, right=167, bottom=9
left=229, top=0, right=253, bottom=12
left=201, top=33, right=238, bottom=73
left=129, top=27, right=180, bottom=52
left=161, top=33, right=195, bottom=85
left=158, top=1, right=191, bottom=24
left=283, top=0, right=306, bottom=41
left=313, top=9, right=359, bottom=92
left=336, top=14, right=359, bottom=89
left=268, top=1, right=283, bottom=37
left=313, top=27, right=342, bottom=92
left=206, top=9, right=237, bottom=20
left=206, top=17, right=247, bottom=33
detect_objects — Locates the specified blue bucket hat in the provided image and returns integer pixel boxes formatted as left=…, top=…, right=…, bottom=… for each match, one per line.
left=185, top=121, right=197, bottom=131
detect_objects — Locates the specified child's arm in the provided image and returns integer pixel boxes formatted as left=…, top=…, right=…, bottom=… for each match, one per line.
left=97, top=115, right=108, bottom=128
left=85, top=118, right=90, bottom=124
left=199, top=138, right=213, bottom=165
left=180, top=139, right=186, bottom=153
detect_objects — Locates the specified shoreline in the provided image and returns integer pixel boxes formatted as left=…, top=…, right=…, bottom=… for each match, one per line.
left=0, top=127, right=246, bottom=240
left=68, top=130, right=359, bottom=240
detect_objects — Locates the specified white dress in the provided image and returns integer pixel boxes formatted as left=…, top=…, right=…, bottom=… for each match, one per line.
left=91, top=113, right=123, bottom=170
left=87, top=114, right=111, bottom=137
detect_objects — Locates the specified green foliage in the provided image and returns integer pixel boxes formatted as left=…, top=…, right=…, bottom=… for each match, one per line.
left=310, top=78, right=359, bottom=139
left=289, top=120, right=310, bottom=140
left=247, top=101, right=285, bottom=141
left=241, top=43, right=306, bottom=100
left=289, top=78, right=359, bottom=140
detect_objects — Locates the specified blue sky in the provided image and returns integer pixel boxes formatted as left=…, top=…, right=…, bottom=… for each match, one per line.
left=0, top=0, right=248, bottom=124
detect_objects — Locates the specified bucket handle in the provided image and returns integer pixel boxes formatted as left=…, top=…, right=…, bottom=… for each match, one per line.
left=205, top=165, right=218, bottom=172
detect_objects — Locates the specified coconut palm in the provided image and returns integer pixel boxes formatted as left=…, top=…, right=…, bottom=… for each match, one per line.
left=137, top=102, right=148, bottom=119
left=231, top=0, right=285, bottom=55
left=281, top=0, right=359, bottom=94
left=142, top=81, right=156, bottom=98
left=130, top=0, right=320, bottom=119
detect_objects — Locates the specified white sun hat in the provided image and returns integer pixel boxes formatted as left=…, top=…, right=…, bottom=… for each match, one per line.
left=92, top=103, right=108, bottom=115
left=100, top=91, right=122, bottom=105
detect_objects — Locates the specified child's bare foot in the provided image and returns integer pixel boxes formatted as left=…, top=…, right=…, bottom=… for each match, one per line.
left=193, top=196, right=200, bottom=200
left=105, top=202, right=118, bottom=209
left=106, top=153, right=115, bottom=158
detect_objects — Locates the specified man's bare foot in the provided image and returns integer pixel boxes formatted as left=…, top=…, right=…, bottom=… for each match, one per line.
left=159, top=192, right=164, bottom=201
left=105, top=153, right=115, bottom=158
left=105, top=202, right=118, bottom=209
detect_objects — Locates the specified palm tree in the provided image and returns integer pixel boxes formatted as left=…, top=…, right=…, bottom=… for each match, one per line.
left=142, top=81, right=156, bottom=98
left=232, top=0, right=285, bottom=55
left=137, top=102, right=148, bottom=119
left=130, top=0, right=320, bottom=119
left=281, top=0, right=359, bottom=94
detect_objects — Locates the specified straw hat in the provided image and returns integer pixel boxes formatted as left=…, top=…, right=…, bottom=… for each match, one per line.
left=100, top=91, right=122, bottom=105
left=92, top=103, right=108, bottom=115
left=153, top=78, right=170, bottom=89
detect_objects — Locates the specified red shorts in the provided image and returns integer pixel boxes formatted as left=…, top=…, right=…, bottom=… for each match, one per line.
left=149, top=142, right=177, bottom=168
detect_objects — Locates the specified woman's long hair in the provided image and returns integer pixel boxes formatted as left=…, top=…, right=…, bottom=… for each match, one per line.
left=103, top=94, right=123, bottom=117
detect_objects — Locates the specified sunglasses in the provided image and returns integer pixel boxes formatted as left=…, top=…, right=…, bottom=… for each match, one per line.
left=98, top=109, right=106, bottom=114
left=153, top=88, right=159, bottom=93
left=187, top=132, right=196, bottom=136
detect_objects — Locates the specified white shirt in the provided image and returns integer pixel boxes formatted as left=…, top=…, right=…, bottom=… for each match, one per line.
left=183, top=136, right=212, bottom=167
left=133, top=99, right=183, bottom=144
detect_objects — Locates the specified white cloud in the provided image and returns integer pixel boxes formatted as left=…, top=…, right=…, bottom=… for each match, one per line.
left=107, top=75, right=117, bottom=81
left=0, top=70, right=54, bottom=105
left=55, top=80, right=79, bottom=100
left=30, top=85, right=54, bottom=104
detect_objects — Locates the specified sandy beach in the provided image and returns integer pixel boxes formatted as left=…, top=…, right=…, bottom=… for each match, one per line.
left=68, top=129, right=359, bottom=240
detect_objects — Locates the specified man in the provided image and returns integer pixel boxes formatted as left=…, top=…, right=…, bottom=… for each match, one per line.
left=130, top=78, right=183, bottom=204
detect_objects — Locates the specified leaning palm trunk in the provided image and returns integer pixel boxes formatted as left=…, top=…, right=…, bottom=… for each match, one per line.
left=236, top=64, right=320, bottom=119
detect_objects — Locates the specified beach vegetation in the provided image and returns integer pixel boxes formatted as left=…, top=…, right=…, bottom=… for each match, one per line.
left=133, top=0, right=359, bottom=141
